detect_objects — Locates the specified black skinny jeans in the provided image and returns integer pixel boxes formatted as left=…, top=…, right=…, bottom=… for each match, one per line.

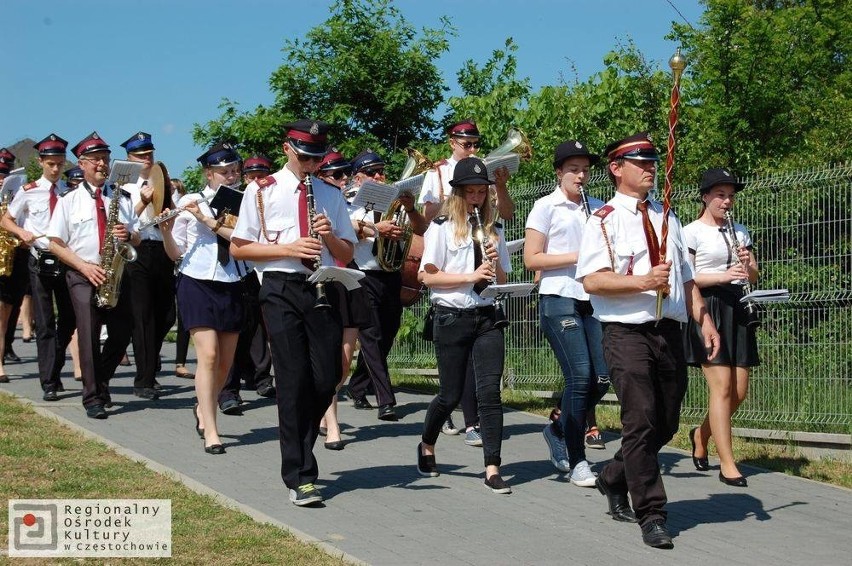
left=422, top=305, right=505, bottom=467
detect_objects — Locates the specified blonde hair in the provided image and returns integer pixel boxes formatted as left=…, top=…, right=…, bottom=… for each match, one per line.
left=440, top=184, right=498, bottom=245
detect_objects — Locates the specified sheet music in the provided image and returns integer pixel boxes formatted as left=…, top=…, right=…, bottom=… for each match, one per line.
left=350, top=180, right=399, bottom=213
left=484, top=153, right=520, bottom=178
left=393, top=173, right=426, bottom=200
left=308, top=266, right=366, bottom=291
left=506, top=238, right=525, bottom=255
left=107, top=160, right=144, bottom=186
left=1, top=173, right=26, bottom=201
left=479, top=282, right=536, bottom=299
left=741, top=289, right=790, bottom=304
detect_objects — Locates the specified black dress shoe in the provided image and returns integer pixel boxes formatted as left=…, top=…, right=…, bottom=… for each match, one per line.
left=0, top=374, right=9, bottom=383
left=85, top=405, right=108, bottom=419
left=256, top=383, right=276, bottom=398
left=4, top=349, right=21, bottom=363
left=193, top=403, right=204, bottom=438
left=219, top=398, right=243, bottom=415
left=352, top=396, right=373, bottom=410
left=43, top=388, right=59, bottom=402
left=719, top=472, right=748, bottom=487
left=204, top=443, right=225, bottom=455
left=595, top=477, right=638, bottom=523
left=133, top=387, right=160, bottom=400
left=690, top=427, right=710, bottom=471
left=377, top=404, right=398, bottom=421
left=324, top=440, right=345, bottom=451
left=152, top=379, right=162, bottom=391
left=641, top=520, right=674, bottom=549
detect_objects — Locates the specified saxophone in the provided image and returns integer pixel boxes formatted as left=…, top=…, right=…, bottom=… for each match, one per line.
left=0, top=189, right=20, bottom=277
left=95, top=185, right=138, bottom=309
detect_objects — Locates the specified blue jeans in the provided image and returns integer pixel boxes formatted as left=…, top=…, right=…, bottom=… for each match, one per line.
left=539, top=295, right=609, bottom=466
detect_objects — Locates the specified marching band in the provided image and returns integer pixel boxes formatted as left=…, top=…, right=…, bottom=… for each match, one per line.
left=0, top=120, right=759, bottom=549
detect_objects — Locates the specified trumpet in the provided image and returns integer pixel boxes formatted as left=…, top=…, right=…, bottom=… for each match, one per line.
left=723, top=210, right=760, bottom=327
left=137, top=194, right=214, bottom=231
left=471, top=205, right=508, bottom=329
left=305, top=174, right=331, bottom=310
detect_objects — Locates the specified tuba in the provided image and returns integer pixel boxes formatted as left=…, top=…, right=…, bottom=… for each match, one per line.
left=94, top=185, right=138, bottom=309
left=376, top=148, right=433, bottom=272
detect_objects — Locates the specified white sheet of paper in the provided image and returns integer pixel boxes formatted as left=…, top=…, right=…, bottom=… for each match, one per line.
left=741, top=289, right=790, bottom=304
left=485, top=153, right=520, bottom=178
left=479, top=282, right=536, bottom=299
left=1, top=173, right=26, bottom=198
left=506, top=238, right=525, bottom=255
left=350, top=180, right=399, bottom=213
left=308, top=266, right=366, bottom=291
left=107, top=160, right=144, bottom=186
left=393, top=173, right=425, bottom=200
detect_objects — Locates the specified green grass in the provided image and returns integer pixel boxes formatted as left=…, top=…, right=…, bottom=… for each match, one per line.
left=0, top=392, right=350, bottom=565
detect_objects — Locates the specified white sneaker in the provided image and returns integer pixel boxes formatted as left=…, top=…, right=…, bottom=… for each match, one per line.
left=542, top=424, right=570, bottom=473
left=570, top=460, right=598, bottom=487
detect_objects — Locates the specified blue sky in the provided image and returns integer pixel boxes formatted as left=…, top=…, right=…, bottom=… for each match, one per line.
left=3, top=0, right=704, bottom=175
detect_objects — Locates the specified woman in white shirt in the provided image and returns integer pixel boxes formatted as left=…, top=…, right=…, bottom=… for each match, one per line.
left=683, top=167, right=759, bottom=487
left=416, top=157, right=513, bottom=494
left=161, top=143, right=246, bottom=455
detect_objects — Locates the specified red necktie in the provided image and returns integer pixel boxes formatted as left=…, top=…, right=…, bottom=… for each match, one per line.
left=49, top=183, right=58, bottom=215
left=297, top=182, right=315, bottom=271
left=95, top=188, right=107, bottom=248
left=637, top=201, right=661, bottom=267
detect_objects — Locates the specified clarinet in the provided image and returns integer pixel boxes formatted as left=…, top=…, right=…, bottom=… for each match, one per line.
left=578, top=185, right=592, bottom=219
left=304, top=174, right=331, bottom=310
left=723, top=210, right=760, bottom=327
left=472, top=206, right=508, bottom=329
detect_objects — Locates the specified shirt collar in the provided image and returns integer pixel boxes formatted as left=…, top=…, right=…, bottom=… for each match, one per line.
left=613, top=191, right=658, bottom=214
left=549, top=185, right=582, bottom=210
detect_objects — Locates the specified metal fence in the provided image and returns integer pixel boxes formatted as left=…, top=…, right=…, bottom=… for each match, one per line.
left=389, top=162, right=852, bottom=435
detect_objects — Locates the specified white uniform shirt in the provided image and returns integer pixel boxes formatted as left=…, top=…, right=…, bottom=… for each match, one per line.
left=7, top=176, right=66, bottom=253
left=576, top=191, right=694, bottom=323
left=232, top=167, right=356, bottom=274
left=683, top=219, right=752, bottom=278
left=526, top=186, right=604, bottom=300
left=47, top=183, right=135, bottom=264
left=122, top=175, right=163, bottom=242
left=417, top=158, right=456, bottom=205
left=419, top=216, right=512, bottom=309
left=347, top=196, right=381, bottom=271
left=171, top=186, right=246, bottom=282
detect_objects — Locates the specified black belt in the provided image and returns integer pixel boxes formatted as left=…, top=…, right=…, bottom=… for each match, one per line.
left=263, top=271, right=309, bottom=283
left=434, top=304, right=495, bottom=316
left=138, top=239, right=164, bottom=247
left=604, top=319, right=681, bottom=331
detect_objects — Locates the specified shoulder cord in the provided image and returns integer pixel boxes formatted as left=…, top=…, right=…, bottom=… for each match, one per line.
left=256, top=187, right=281, bottom=244
left=599, top=220, right=616, bottom=272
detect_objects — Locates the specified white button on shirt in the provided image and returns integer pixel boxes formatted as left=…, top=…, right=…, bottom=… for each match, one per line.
left=419, top=217, right=512, bottom=309
left=232, top=167, right=357, bottom=274
left=417, top=158, right=456, bottom=205
left=576, top=191, right=694, bottom=324
left=526, top=186, right=604, bottom=300
left=7, top=176, right=65, bottom=252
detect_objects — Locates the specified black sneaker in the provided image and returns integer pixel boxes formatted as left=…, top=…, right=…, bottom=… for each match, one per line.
left=219, top=398, right=243, bottom=415
left=85, top=405, right=108, bottom=419
left=416, top=443, right=439, bottom=477
left=133, top=387, right=160, bottom=400
left=289, top=483, right=323, bottom=507
left=484, top=474, right=512, bottom=494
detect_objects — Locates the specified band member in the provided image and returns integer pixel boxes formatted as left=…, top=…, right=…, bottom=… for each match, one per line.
left=65, top=166, right=84, bottom=188
left=576, top=132, right=719, bottom=548
left=684, top=167, right=759, bottom=487
left=230, top=119, right=356, bottom=506
left=47, top=132, right=138, bottom=419
left=345, top=150, right=427, bottom=421
left=161, top=142, right=246, bottom=454
left=416, top=156, right=513, bottom=494
left=1, top=134, right=76, bottom=400
left=217, top=154, right=275, bottom=414
left=120, top=131, right=176, bottom=400
left=524, top=140, right=609, bottom=485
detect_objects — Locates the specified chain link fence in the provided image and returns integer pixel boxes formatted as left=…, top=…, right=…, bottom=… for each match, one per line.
left=389, top=162, right=852, bottom=435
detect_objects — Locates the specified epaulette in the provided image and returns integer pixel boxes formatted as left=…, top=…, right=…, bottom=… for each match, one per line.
left=256, top=175, right=277, bottom=188
left=60, top=185, right=77, bottom=197
left=23, top=181, right=38, bottom=191
left=593, top=205, right=614, bottom=220
left=432, top=215, right=448, bottom=225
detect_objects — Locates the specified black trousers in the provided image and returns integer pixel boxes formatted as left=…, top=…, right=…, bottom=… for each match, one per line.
left=422, top=305, right=505, bottom=467
left=66, top=270, right=133, bottom=408
left=127, top=241, right=176, bottom=389
left=219, top=271, right=273, bottom=403
left=28, top=254, right=75, bottom=389
left=347, top=270, right=400, bottom=407
left=599, top=319, right=688, bottom=527
left=261, top=272, right=341, bottom=490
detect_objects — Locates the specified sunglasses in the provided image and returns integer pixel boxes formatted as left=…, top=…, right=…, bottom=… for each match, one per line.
left=362, top=168, right=385, bottom=177
left=455, top=140, right=481, bottom=149
left=322, top=170, right=349, bottom=180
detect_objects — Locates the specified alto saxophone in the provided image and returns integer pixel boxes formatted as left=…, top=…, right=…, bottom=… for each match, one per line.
left=95, top=185, right=138, bottom=309
left=0, top=189, right=21, bottom=277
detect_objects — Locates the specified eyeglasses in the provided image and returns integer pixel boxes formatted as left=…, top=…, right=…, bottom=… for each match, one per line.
left=80, top=155, right=110, bottom=164
left=296, top=153, right=323, bottom=162
left=361, top=168, right=385, bottom=177
left=454, top=140, right=481, bottom=149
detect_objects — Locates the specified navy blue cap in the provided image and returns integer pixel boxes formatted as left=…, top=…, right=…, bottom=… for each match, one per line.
left=351, top=150, right=385, bottom=173
left=450, top=157, right=494, bottom=187
left=243, top=154, right=273, bottom=174
left=197, top=142, right=241, bottom=167
left=64, top=166, right=84, bottom=182
left=71, top=132, right=110, bottom=158
left=553, top=140, right=600, bottom=168
left=604, top=132, right=659, bottom=162
left=284, top=119, right=330, bottom=157
left=699, top=167, right=745, bottom=193
left=121, top=131, right=155, bottom=154
left=34, top=133, right=68, bottom=156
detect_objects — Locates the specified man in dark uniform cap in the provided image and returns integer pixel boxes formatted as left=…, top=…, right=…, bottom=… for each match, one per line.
left=242, top=154, right=274, bottom=184
left=231, top=119, right=356, bottom=506
left=1, top=135, right=76, bottom=398
left=120, top=131, right=176, bottom=400
left=65, top=166, right=84, bottom=188
left=576, top=132, right=719, bottom=549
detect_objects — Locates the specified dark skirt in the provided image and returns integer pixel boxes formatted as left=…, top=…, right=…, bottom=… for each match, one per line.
left=176, top=273, right=244, bottom=333
left=0, top=248, right=30, bottom=305
left=684, top=284, right=760, bottom=368
left=325, top=282, right=372, bottom=329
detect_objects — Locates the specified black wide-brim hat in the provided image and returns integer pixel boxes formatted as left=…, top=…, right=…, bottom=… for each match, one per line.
left=553, top=140, right=600, bottom=168
left=699, top=167, right=745, bottom=193
left=449, top=157, right=494, bottom=187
